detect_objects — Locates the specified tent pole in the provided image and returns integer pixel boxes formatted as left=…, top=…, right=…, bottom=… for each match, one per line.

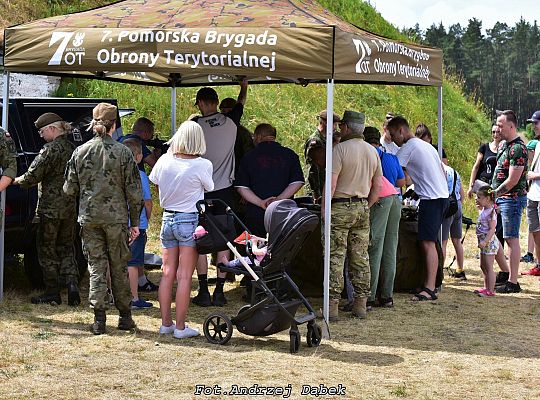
left=0, top=71, right=11, bottom=302
left=322, top=79, right=334, bottom=337
left=437, top=86, right=443, bottom=159
left=171, top=84, right=177, bottom=135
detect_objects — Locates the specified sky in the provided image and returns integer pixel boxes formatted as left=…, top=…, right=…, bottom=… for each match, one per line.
left=371, top=0, right=538, bottom=33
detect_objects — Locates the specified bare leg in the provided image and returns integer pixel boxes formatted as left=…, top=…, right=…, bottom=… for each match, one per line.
left=484, top=254, right=496, bottom=292
left=158, top=247, right=179, bottom=327
left=441, top=239, right=448, bottom=266
left=413, top=240, right=438, bottom=300
left=451, top=237, right=465, bottom=270
left=128, top=266, right=140, bottom=300
left=495, top=245, right=509, bottom=272
left=175, top=246, right=199, bottom=330
left=215, top=250, right=229, bottom=278
left=196, top=254, right=208, bottom=275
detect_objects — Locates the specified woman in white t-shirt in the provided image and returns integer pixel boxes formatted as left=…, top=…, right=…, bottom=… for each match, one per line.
left=149, top=121, right=214, bottom=339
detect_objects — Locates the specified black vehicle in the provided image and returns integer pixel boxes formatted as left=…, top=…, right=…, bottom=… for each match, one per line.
left=1, top=97, right=124, bottom=287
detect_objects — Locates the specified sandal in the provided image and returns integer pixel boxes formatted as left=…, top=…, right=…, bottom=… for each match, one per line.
left=379, top=297, right=394, bottom=308
left=411, top=287, right=438, bottom=301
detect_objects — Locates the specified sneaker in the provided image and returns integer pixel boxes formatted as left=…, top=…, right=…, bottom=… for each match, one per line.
left=495, top=281, right=522, bottom=294
left=495, top=271, right=509, bottom=287
left=520, top=265, right=540, bottom=276
left=131, top=298, right=153, bottom=309
left=138, top=279, right=159, bottom=292
left=473, top=287, right=486, bottom=294
left=173, top=325, right=199, bottom=339
left=477, top=288, right=495, bottom=297
left=31, top=293, right=61, bottom=306
left=192, top=291, right=212, bottom=307
left=520, top=252, right=534, bottom=263
left=452, top=271, right=467, bottom=280
left=159, top=324, right=175, bottom=334
left=212, top=291, right=228, bottom=307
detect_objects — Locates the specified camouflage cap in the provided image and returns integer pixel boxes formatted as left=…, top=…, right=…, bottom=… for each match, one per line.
left=35, top=112, right=63, bottom=129
left=93, top=103, right=117, bottom=121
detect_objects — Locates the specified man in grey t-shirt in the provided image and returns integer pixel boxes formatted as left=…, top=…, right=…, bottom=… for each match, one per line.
left=192, top=80, right=248, bottom=307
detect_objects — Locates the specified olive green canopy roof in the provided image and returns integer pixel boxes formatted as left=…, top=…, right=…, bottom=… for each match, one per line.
left=3, top=0, right=442, bottom=87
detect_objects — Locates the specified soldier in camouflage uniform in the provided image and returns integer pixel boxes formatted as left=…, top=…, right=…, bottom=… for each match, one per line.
left=322, top=111, right=382, bottom=321
left=64, top=103, right=143, bottom=335
left=304, top=110, right=341, bottom=202
left=15, top=113, right=79, bottom=306
left=0, top=127, right=17, bottom=191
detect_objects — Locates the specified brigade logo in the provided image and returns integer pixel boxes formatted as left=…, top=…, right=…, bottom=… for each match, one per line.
left=48, top=31, right=86, bottom=66
left=352, top=38, right=371, bottom=74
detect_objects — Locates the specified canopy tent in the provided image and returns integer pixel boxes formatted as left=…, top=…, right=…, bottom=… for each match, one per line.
left=1, top=0, right=444, bottom=325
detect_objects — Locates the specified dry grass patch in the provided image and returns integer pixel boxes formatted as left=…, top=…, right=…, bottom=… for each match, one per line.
left=1, top=235, right=540, bottom=399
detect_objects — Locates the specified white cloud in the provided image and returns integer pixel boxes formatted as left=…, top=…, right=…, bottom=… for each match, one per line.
left=371, top=0, right=538, bottom=33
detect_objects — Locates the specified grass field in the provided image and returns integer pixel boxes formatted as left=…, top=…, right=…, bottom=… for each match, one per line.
left=1, top=227, right=539, bottom=400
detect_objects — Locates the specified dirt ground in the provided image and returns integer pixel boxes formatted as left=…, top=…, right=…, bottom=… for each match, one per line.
left=1, top=235, right=539, bottom=400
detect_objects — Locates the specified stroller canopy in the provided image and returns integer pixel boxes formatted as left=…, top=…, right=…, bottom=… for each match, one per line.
left=264, top=200, right=314, bottom=249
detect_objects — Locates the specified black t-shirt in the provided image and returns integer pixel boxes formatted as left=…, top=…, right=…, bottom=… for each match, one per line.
left=477, top=142, right=497, bottom=183
left=432, top=143, right=447, bottom=159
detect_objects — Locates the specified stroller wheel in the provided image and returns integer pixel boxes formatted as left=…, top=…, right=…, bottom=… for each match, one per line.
left=203, top=311, right=233, bottom=345
left=289, top=331, right=300, bottom=354
left=306, top=323, right=322, bottom=347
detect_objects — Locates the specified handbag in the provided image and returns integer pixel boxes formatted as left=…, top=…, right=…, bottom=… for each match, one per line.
left=195, top=213, right=237, bottom=255
left=444, top=169, right=458, bottom=218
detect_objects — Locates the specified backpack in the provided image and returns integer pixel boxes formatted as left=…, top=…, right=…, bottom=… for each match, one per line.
left=444, top=169, right=458, bottom=218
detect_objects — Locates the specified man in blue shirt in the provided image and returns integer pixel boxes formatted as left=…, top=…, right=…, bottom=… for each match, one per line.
left=118, top=117, right=158, bottom=171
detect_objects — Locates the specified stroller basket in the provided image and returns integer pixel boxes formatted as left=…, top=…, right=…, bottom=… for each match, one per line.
left=195, top=199, right=238, bottom=254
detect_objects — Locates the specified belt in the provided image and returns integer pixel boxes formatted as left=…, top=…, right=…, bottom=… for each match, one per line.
left=331, top=197, right=367, bottom=204
left=164, top=209, right=181, bottom=214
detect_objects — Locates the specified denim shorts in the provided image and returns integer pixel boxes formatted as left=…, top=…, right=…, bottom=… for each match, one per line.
left=160, top=211, right=198, bottom=249
left=526, top=199, right=540, bottom=232
left=128, top=229, right=146, bottom=267
left=496, top=196, right=527, bottom=239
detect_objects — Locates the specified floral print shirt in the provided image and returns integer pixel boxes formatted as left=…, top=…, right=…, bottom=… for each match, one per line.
left=491, top=137, right=528, bottom=198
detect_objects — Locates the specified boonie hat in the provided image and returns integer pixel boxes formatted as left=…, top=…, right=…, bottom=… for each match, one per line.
left=341, top=110, right=365, bottom=125
left=318, top=110, right=341, bottom=123
left=526, top=110, right=540, bottom=123
left=93, top=103, right=117, bottom=121
left=219, top=97, right=236, bottom=110
left=194, top=87, right=219, bottom=105
left=35, top=112, right=63, bottom=129
left=527, top=139, right=538, bottom=151
left=363, top=126, right=381, bottom=143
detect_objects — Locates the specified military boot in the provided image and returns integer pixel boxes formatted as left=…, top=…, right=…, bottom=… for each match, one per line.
left=351, top=297, right=368, bottom=319
left=91, top=309, right=106, bottom=335
left=329, top=299, right=340, bottom=322
left=31, top=292, right=61, bottom=306
left=67, top=281, right=81, bottom=306
left=118, top=310, right=136, bottom=331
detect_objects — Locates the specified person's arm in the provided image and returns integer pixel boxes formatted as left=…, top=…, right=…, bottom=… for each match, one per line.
left=495, top=166, right=525, bottom=197
left=395, top=177, right=406, bottom=188
left=143, top=152, right=157, bottom=168
left=0, top=176, right=13, bottom=191
left=479, top=210, right=497, bottom=248
left=467, top=151, right=484, bottom=198
left=237, top=79, right=248, bottom=105
left=144, top=200, right=152, bottom=221
left=275, top=182, right=304, bottom=201
left=63, top=152, right=80, bottom=198
left=367, top=175, right=382, bottom=208
left=236, top=186, right=269, bottom=209
left=124, top=152, right=143, bottom=227
left=14, top=147, right=49, bottom=188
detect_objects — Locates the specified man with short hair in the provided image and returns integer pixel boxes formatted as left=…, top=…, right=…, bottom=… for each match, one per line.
left=235, top=123, right=304, bottom=236
left=387, top=116, right=449, bottom=301
left=119, top=117, right=158, bottom=170
left=304, top=110, right=341, bottom=202
left=380, top=112, right=399, bottom=155
left=323, top=110, right=382, bottom=321
left=219, top=97, right=254, bottom=173
left=192, top=80, right=248, bottom=307
left=491, top=110, right=527, bottom=293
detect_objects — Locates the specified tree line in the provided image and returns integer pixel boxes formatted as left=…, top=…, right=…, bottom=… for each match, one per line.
left=404, top=18, right=540, bottom=129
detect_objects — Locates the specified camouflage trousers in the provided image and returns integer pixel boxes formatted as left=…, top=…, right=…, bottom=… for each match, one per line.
left=81, top=223, right=131, bottom=312
left=324, top=200, right=371, bottom=299
left=37, top=216, right=78, bottom=293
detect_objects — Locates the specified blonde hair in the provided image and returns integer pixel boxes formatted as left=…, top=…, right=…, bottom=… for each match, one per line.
left=88, top=119, right=115, bottom=137
left=167, top=120, right=206, bottom=156
left=48, top=120, right=72, bottom=135
left=122, top=138, right=142, bottom=156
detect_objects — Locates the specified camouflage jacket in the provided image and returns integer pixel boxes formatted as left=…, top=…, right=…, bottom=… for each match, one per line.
left=17, top=134, right=76, bottom=219
left=0, top=127, right=17, bottom=180
left=63, top=135, right=143, bottom=226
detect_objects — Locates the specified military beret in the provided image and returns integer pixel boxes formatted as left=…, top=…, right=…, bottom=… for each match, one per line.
left=341, top=110, right=365, bottom=125
left=35, top=113, right=63, bottom=129
left=93, top=103, right=117, bottom=121
left=318, top=110, right=341, bottom=122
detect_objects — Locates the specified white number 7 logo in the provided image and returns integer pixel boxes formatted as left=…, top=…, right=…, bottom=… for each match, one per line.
left=48, top=32, right=74, bottom=66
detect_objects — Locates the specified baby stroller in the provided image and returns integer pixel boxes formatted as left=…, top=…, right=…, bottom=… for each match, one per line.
left=196, top=199, right=322, bottom=353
